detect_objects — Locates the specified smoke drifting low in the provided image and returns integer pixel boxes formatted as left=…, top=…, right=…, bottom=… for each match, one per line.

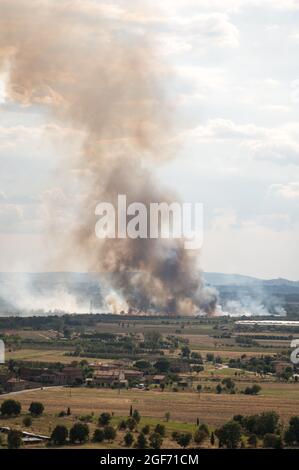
left=0, top=0, right=218, bottom=315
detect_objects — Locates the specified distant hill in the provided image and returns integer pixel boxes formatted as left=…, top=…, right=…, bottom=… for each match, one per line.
left=203, top=272, right=299, bottom=289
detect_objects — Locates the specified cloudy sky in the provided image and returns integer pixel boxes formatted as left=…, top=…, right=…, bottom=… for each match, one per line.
left=0, top=0, right=299, bottom=279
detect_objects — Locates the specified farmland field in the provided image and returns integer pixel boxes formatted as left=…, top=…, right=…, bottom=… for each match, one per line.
left=2, top=385, right=299, bottom=428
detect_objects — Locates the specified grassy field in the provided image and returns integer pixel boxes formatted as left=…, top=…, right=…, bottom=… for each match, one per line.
left=1, top=385, right=299, bottom=430
left=4, top=329, right=59, bottom=341
left=5, top=349, right=81, bottom=363
left=4, top=343, right=279, bottom=365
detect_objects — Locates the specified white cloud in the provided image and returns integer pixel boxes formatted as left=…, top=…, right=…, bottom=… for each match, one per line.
left=175, top=65, right=227, bottom=96
left=161, top=0, right=299, bottom=12
left=252, top=140, right=299, bottom=165
left=210, top=208, right=238, bottom=230
left=291, top=79, right=299, bottom=104
left=185, top=119, right=299, bottom=165
left=187, top=119, right=264, bottom=140
left=150, top=13, right=240, bottom=55
left=175, top=14, right=239, bottom=49
left=270, top=182, right=299, bottom=199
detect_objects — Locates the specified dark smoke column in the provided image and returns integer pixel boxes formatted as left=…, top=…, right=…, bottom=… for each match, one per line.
left=0, top=0, right=218, bottom=316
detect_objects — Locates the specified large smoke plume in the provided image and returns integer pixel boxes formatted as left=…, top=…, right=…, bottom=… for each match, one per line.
left=0, top=0, right=218, bottom=315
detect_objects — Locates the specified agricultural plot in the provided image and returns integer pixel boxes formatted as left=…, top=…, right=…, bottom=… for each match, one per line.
left=2, top=386, right=299, bottom=429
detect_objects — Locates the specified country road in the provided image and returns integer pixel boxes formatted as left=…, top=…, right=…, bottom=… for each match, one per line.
left=0, top=385, right=65, bottom=398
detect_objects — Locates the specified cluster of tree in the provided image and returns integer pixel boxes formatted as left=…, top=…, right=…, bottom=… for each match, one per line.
left=277, top=366, right=294, bottom=382
left=215, top=411, right=299, bottom=448
left=134, top=357, right=190, bottom=378
left=238, top=334, right=293, bottom=341
left=71, top=335, right=138, bottom=356
left=170, top=424, right=211, bottom=448
left=235, top=336, right=258, bottom=346
left=233, top=411, right=280, bottom=438
left=51, top=422, right=89, bottom=445
left=216, top=378, right=236, bottom=394
left=228, top=355, right=276, bottom=375
left=0, top=399, right=44, bottom=417
left=50, top=408, right=169, bottom=448
left=51, top=420, right=117, bottom=446
left=123, top=422, right=166, bottom=449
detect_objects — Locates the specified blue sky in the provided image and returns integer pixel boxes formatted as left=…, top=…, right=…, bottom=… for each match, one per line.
left=0, top=0, right=299, bottom=279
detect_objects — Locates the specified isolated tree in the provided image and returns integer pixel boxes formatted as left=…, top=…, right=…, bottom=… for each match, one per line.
left=251, top=384, right=262, bottom=395
left=198, top=423, right=210, bottom=437
left=144, top=331, right=162, bottom=350
left=142, top=425, right=150, bottom=435
left=98, top=412, right=111, bottom=426
left=51, top=425, right=68, bottom=445
left=215, top=421, right=242, bottom=449
left=222, top=378, right=235, bottom=391
left=181, top=346, right=190, bottom=358
left=132, top=409, right=141, bottom=423
left=244, top=385, right=261, bottom=395
left=23, top=416, right=32, bottom=427
left=149, top=432, right=163, bottom=449
left=193, top=365, right=204, bottom=373
left=154, top=358, right=170, bottom=373
left=176, top=432, right=192, bottom=448
left=194, top=429, right=207, bottom=445
left=7, top=430, right=22, bottom=449
left=29, top=401, right=44, bottom=416
left=210, top=432, right=215, bottom=446
left=284, top=416, right=299, bottom=446
left=69, top=422, right=89, bottom=444
left=154, top=423, right=166, bottom=437
left=194, top=424, right=209, bottom=446
left=124, top=432, right=134, bottom=447
left=118, top=419, right=127, bottom=430
left=135, top=433, right=148, bottom=449
left=259, top=411, right=279, bottom=436
left=93, top=429, right=104, bottom=443
left=129, top=405, right=133, bottom=417
left=165, top=412, right=171, bottom=422
left=103, top=426, right=116, bottom=442
left=67, top=407, right=71, bottom=416
left=126, top=417, right=137, bottom=431
left=263, top=433, right=283, bottom=449
left=134, top=360, right=151, bottom=371
left=248, top=434, right=258, bottom=448
left=63, top=326, right=72, bottom=339
left=191, top=351, right=203, bottom=362
left=216, top=384, right=222, bottom=394
left=0, top=399, right=21, bottom=417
